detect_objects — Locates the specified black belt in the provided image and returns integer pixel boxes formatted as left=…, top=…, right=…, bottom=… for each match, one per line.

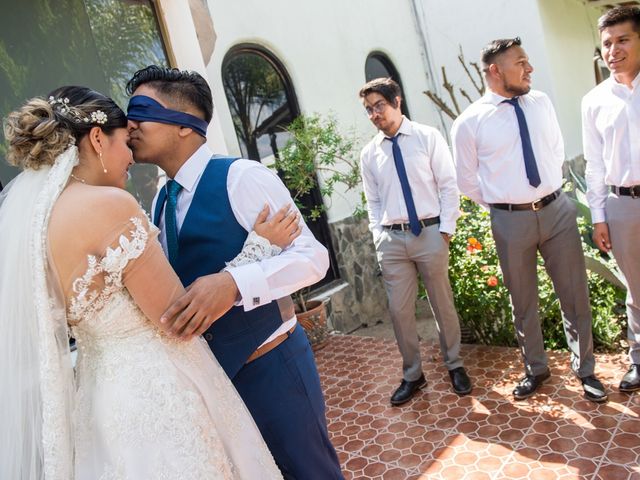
left=611, top=185, right=640, bottom=198
left=384, top=216, right=440, bottom=231
left=490, top=189, right=562, bottom=211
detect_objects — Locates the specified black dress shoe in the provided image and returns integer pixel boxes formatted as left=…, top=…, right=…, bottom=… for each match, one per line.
left=619, top=364, right=640, bottom=393
left=513, top=369, right=550, bottom=399
left=390, top=374, right=427, bottom=405
left=580, top=375, right=608, bottom=403
left=449, top=367, right=472, bottom=395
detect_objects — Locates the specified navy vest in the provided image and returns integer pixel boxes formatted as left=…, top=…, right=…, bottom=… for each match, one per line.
left=154, top=157, right=283, bottom=379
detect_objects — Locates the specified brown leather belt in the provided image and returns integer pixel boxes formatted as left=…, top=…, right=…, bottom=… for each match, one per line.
left=490, top=189, right=562, bottom=211
left=246, top=325, right=296, bottom=364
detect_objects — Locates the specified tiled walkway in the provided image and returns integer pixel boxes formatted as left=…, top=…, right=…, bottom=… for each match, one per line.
left=315, top=335, right=640, bottom=480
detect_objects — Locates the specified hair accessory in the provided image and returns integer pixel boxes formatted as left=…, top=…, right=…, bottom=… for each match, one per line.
left=90, top=110, right=108, bottom=125
left=48, top=96, right=108, bottom=126
left=48, top=96, right=71, bottom=113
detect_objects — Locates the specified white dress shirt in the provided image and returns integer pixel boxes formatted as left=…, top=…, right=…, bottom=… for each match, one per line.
left=582, top=72, right=640, bottom=223
left=152, top=144, right=329, bottom=342
left=360, top=117, right=460, bottom=237
left=451, top=89, right=565, bottom=206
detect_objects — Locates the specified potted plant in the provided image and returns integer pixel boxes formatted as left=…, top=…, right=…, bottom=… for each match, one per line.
left=273, top=113, right=365, bottom=349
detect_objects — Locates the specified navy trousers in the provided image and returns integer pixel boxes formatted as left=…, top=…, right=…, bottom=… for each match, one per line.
left=233, top=325, right=343, bottom=479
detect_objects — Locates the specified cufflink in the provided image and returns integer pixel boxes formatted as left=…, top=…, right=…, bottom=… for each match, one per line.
left=253, top=297, right=260, bottom=306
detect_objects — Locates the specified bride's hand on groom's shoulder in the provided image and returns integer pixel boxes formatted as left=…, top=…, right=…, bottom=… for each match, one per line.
left=160, top=272, right=240, bottom=339
left=253, top=203, right=302, bottom=249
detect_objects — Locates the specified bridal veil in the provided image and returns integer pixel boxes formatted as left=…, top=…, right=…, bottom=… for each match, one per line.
left=0, top=147, right=78, bottom=479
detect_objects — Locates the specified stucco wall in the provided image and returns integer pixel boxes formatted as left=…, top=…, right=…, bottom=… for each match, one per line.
left=156, top=0, right=228, bottom=154
left=537, top=0, right=602, bottom=159
left=204, top=0, right=605, bottom=224
left=205, top=0, right=442, bottom=223
left=416, top=0, right=595, bottom=156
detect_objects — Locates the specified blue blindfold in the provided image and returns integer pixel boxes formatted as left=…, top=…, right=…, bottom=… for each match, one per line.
left=127, top=95, right=208, bottom=137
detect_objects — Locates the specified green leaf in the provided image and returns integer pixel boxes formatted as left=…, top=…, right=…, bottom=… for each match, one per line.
left=584, top=256, right=627, bottom=290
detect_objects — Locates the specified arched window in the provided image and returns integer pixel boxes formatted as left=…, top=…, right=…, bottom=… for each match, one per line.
left=222, top=45, right=339, bottom=285
left=365, top=52, right=410, bottom=118
left=222, top=46, right=298, bottom=162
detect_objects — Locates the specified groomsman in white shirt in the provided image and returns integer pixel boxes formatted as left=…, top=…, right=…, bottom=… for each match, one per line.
left=452, top=38, right=607, bottom=402
left=359, top=78, right=471, bottom=406
left=582, top=6, right=640, bottom=393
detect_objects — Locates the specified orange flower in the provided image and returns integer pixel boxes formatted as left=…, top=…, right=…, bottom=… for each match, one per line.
left=487, top=275, right=498, bottom=287
left=466, top=238, right=483, bottom=254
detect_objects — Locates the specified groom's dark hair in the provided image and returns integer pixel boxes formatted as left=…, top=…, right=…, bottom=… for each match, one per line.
left=126, top=65, right=214, bottom=123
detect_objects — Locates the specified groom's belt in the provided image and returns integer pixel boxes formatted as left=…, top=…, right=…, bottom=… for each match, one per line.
left=246, top=325, right=296, bottom=364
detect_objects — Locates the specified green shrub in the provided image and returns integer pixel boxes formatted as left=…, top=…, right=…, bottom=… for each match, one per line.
left=428, top=196, right=627, bottom=352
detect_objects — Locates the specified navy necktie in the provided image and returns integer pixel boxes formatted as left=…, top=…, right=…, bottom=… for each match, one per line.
left=503, top=97, right=541, bottom=188
left=165, top=179, right=183, bottom=264
left=388, top=135, right=421, bottom=236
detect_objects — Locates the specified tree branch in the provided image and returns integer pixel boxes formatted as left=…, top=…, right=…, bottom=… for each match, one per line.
left=457, top=45, right=485, bottom=96
left=423, top=90, right=458, bottom=120
left=441, top=66, right=461, bottom=115
left=459, top=88, right=474, bottom=105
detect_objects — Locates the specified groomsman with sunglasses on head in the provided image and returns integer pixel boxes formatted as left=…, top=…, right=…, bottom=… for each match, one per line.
left=359, top=78, right=471, bottom=406
left=452, top=38, right=607, bottom=403
left=582, top=6, right=640, bottom=393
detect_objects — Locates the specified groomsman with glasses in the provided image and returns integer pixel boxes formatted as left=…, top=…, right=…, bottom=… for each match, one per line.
left=359, top=78, right=471, bottom=406
left=452, top=38, right=607, bottom=403
left=582, top=6, right=640, bottom=393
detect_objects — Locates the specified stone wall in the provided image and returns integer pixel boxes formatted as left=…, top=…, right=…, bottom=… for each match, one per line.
left=312, top=216, right=389, bottom=333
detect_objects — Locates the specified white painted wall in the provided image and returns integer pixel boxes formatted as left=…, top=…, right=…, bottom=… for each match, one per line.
left=537, top=0, right=602, bottom=158
left=205, top=0, right=442, bottom=222
left=202, top=0, right=606, bottom=223
left=412, top=0, right=603, bottom=157
left=156, top=0, right=228, bottom=154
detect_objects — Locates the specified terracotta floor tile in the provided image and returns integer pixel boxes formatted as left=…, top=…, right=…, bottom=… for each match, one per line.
left=317, top=336, right=637, bottom=480
left=595, top=463, right=637, bottom=480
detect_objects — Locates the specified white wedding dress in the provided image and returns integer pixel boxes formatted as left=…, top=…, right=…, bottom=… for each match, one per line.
left=0, top=147, right=283, bottom=480
left=69, top=220, right=282, bottom=480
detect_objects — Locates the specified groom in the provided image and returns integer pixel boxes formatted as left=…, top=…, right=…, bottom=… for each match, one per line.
left=125, top=66, right=343, bottom=479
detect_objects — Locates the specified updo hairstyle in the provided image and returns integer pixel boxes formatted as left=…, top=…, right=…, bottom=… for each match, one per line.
left=3, top=86, right=127, bottom=170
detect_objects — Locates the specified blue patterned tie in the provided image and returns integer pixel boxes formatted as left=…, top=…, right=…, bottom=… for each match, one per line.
left=503, top=97, right=541, bottom=188
left=165, top=179, right=182, bottom=264
left=388, top=135, right=421, bottom=236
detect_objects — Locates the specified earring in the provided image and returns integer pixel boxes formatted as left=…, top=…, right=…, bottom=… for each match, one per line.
left=99, top=151, right=107, bottom=173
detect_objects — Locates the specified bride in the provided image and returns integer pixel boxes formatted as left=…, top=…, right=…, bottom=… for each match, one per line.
left=0, top=86, right=296, bottom=479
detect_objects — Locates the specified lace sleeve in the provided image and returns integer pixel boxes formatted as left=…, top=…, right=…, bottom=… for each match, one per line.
left=68, top=216, right=152, bottom=323
left=225, top=231, right=282, bottom=268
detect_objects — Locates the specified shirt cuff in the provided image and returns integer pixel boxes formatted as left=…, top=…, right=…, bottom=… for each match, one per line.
left=439, top=222, right=456, bottom=236
left=225, top=263, right=272, bottom=312
left=590, top=208, right=606, bottom=224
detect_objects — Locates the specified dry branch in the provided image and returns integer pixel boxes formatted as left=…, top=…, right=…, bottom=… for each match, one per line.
left=423, top=90, right=457, bottom=120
